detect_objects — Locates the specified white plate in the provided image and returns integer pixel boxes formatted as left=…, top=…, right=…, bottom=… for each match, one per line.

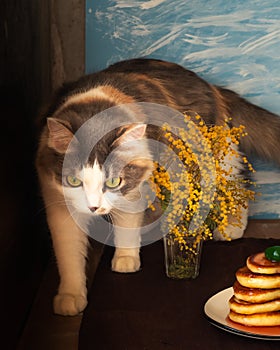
left=204, top=287, right=280, bottom=340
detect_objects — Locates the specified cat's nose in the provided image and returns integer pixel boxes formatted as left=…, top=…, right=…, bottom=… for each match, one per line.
left=89, top=206, right=99, bottom=213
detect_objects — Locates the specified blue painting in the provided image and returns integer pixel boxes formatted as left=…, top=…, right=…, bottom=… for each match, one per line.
left=86, top=0, right=280, bottom=219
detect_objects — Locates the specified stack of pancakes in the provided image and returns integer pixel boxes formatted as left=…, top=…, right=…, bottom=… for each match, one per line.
left=228, top=251, right=280, bottom=326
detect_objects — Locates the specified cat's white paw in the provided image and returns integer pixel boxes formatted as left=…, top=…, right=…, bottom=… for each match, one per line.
left=53, top=293, right=87, bottom=316
left=111, top=255, right=140, bottom=273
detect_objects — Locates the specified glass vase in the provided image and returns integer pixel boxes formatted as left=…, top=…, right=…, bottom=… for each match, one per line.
left=163, top=233, right=203, bottom=279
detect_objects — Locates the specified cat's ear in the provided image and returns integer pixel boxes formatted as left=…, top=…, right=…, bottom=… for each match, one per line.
left=47, top=118, right=74, bottom=153
left=117, top=124, right=147, bottom=144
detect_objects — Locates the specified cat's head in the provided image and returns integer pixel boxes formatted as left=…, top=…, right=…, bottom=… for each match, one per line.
left=46, top=117, right=154, bottom=216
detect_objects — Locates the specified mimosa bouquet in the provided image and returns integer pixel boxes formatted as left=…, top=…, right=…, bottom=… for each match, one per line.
left=149, top=113, right=256, bottom=278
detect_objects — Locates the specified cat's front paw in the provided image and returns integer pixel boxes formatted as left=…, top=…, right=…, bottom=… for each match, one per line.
left=53, top=293, right=87, bottom=316
left=111, top=255, right=140, bottom=273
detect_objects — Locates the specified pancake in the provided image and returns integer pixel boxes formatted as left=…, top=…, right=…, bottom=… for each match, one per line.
left=247, top=252, right=280, bottom=275
left=236, top=266, right=280, bottom=289
left=229, top=310, right=280, bottom=327
left=229, top=249, right=280, bottom=327
left=233, top=281, right=280, bottom=303
left=229, top=296, right=280, bottom=315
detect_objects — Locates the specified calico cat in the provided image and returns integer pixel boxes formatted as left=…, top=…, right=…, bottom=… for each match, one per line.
left=36, top=58, right=280, bottom=316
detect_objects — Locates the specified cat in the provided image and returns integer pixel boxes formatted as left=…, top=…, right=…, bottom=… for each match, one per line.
left=36, top=58, right=280, bottom=316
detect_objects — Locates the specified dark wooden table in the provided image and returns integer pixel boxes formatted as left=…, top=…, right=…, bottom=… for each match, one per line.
left=79, top=238, right=280, bottom=349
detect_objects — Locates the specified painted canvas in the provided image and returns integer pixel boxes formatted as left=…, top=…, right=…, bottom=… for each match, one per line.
left=86, top=0, right=280, bottom=218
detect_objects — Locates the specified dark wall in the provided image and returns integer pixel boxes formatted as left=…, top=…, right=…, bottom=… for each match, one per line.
left=0, top=1, right=85, bottom=347
left=0, top=1, right=51, bottom=348
left=0, top=1, right=51, bottom=115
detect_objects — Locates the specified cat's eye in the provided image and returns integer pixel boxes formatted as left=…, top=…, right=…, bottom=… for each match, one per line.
left=105, top=177, right=121, bottom=189
left=66, top=175, right=82, bottom=187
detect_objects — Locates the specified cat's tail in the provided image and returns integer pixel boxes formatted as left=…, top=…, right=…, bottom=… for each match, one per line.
left=218, top=87, right=280, bottom=165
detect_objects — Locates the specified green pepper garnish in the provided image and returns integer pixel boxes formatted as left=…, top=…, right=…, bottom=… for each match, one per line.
left=265, top=246, right=280, bottom=262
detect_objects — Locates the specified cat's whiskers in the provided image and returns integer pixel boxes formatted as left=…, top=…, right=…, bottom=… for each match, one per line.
left=35, top=199, right=77, bottom=216
left=110, top=208, right=130, bottom=222
left=60, top=210, right=79, bottom=226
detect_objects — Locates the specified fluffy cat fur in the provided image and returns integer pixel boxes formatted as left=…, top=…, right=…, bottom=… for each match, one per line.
left=36, top=58, right=280, bottom=315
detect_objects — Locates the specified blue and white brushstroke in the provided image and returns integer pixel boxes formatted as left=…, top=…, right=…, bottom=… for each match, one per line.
left=86, top=0, right=280, bottom=218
